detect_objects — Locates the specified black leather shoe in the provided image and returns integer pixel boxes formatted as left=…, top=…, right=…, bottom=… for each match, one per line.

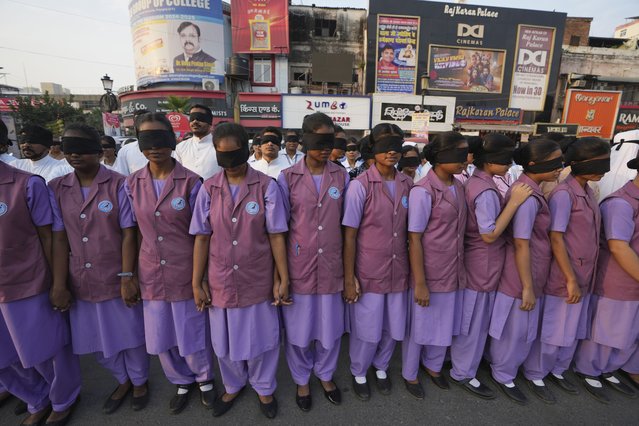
left=351, top=376, right=370, bottom=401
left=212, top=389, right=244, bottom=418
left=428, top=373, right=449, bottom=390
left=576, top=374, right=610, bottom=404
left=323, top=386, right=342, bottom=405
left=375, top=374, right=392, bottom=395
left=547, top=374, right=579, bottom=395
left=450, top=377, right=495, bottom=400
left=102, top=384, right=131, bottom=415
left=19, top=405, right=51, bottom=426
left=258, top=395, right=278, bottom=419
left=526, top=380, right=557, bottom=404
left=131, top=382, right=149, bottom=411
left=602, top=373, right=637, bottom=398
left=295, top=394, right=312, bottom=412
left=14, top=399, right=28, bottom=416
left=404, top=379, right=424, bottom=400
left=618, top=369, right=639, bottom=390
left=169, top=384, right=193, bottom=415
left=198, top=380, right=217, bottom=409
left=44, top=397, right=79, bottom=426
left=490, top=376, right=528, bottom=405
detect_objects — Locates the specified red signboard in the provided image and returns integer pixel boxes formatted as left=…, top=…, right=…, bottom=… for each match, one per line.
left=231, top=0, right=289, bottom=54
left=562, top=89, right=623, bottom=139
left=166, top=112, right=192, bottom=140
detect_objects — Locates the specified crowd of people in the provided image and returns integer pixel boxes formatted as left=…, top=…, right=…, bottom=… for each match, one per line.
left=1, top=108, right=638, bottom=425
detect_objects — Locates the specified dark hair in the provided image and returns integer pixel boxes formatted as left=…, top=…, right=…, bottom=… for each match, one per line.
left=20, top=124, right=53, bottom=145
left=359, top=135, right=374, bottom=161
left=473, top=133, right=516, bottom=168
left=214, top=123, right=249, bottom=149
left=64, top=123, right=101, bottom=144
left=563, top=137, right=611, bottom=164
left=513, top=138, right=561, bottom=169
left=302, top=112, right=334, bottom=134
left=347, top=136, right=358, bottom=145
left=177, top=21, right=200, bottom=36
left=382, top=44, right=394, bottom=52
left=135, top=112, right=173, bottom=133
left=0, top=119, right=8, bottom=144
left=422, top=131, right=466, bottom=165
left=190, top=104, right=212, bottom=115
left=260, top=126, right=282, bottom=141
left=370, top=123, right=403, bottom=146
left=467, top=136, right=483, bottom=154
left=539, top=132, right=565, bottom=143
left=402, top=145, right=419, bottom=156
left=285, top=129, right=300, bottom=137
left=334, top=125, right=345, bottom=134
left=100, top=135, right=116, bottom=146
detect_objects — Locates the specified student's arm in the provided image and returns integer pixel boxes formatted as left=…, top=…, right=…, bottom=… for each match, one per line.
left=269, top=233, right=291, bottom=306
left=120, top=227, right=140, bottom=307
left=343, top=226, right=360, bottom=303
left=608, top=240, right=639, bottom=281
left=50, top=229, right=72, bottom=311
left=512, top=197, right=539, bottom=311
left=192, top=235, right=211, bottom=311
left=602, top=198, right=639, bottom=282
left=409, top=232, right=429, bottom=307
left=480, top=184, right=533, bottom=244
left=548, top=190, right=580, bottom=304
left=37, top=225, right=53, bottom=271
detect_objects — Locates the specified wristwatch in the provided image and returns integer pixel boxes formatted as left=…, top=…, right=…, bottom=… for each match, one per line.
left=117, top=272, right=134, bottom=277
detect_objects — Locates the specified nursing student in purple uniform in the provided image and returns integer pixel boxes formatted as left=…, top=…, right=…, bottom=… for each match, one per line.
left=125, top=113, right=217, bottom=415
left=450, top=133, right=532, bottom=400
left=573, top=150, right=639, bottom=403
left=402, top=131, right=468, bottom=399
left=522, top=137, right=611, bottom=404
left=48, top=124, right=149, bottom=414
left=0, top=159, right=82, bottom=425
left=190, top=123, right=289, bottom=419
left=342, top=123, right=412, bottom=401
left=278, top=112, right=349, bottom=412
left=488, top=138, right=562, bottom=405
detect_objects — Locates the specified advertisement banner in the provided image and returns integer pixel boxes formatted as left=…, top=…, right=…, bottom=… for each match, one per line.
left=371, top=94, right=456, bottom=133
left=509, top=25, right=555, bottom=111
left=455, top=105, right=522, bottom=124
left=129, top=0, right=225, bottom=87
left=102, top=112, right=122, bottom=137
left=411, top=112, right=430, bottom=138
left=533, top=123, right=579, bottom=137
left=231, top=0, right=289, bottom=54
left=239, top=101, right=282, bottom=120
left=427, top=45, right=506, bottom=93
left=615, top=105, right=639, bottom=134
left=374, top=14, right=420, bottom=94
left=282, top=95, right=371, bottom=130
left=562, top=90, right=623, bottom=139
left=120, top=95, right=229, bottom=123
left=166, top=112, right=191, bottom=141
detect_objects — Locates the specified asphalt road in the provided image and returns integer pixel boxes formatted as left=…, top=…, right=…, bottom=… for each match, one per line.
left=2, top=337, right=638, bottom=425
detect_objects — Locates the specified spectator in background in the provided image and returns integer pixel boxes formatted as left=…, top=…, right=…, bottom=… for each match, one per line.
left=250, top=127, right=289, bottom=178
left=0, top=119, right=16, bottom=164
left=349, top=136, right=375, bottom=179
left=49, top=139, right=64, bottom=160
left=398, top=145, right=420, bottom=180
left=113, top=110, right=150, bottom=176
left=175, top=104, right=221, bottom=180
left=100, top=136, right=117, bottom=169
left=248, top=136, right=262, bottom=163
left=281, top=130, right=303, bottom=166
left=13, top=125, right=72, bottom=182
left=329, top=125, right=346, bottom=167
left=341, top=137, right=363, bottom=173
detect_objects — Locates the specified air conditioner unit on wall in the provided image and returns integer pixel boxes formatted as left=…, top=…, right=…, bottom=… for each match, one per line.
left=202, top=79, right=219, bottom=91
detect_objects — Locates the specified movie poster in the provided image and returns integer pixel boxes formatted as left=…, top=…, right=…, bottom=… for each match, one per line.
left=427, top=45, right=506, bottom=93
left=375, top=14, right=420, bottom=94
left=509, top=25, right=555, bottom=111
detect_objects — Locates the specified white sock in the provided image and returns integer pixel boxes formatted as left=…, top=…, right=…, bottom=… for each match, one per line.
left=586, top=378, right=603, bottom=388
left=177, top=387, right=189, bottom=395
left=199, top=383, right=213, bottom=392
left=504, top=382, right=515, bottom=388
left=376, top=370, right=387, bottom=380
left=532, top=379, right=546, bottom=387
left=552, top=373, right=564, bottom=380
left=468, top=378, right=481, bottom=388
left=355, top=376, right=367, bottom=384
left=604, top=375, right=620, bottom=384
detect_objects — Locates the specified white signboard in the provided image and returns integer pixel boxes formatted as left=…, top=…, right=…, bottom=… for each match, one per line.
left=372, top=93, right=456, bottom=133
left=281, top=95, right=371, bottom=130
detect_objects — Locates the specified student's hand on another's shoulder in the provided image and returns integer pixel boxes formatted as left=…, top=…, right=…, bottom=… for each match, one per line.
left=50, top=286, right=72, bottom=312
left=509, top=183, right=533, bottom=206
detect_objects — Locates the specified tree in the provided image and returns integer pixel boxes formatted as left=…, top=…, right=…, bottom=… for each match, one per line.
left=165, top=96, right=191, bottom=113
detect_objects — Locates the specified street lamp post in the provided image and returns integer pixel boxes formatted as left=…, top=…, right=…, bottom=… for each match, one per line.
left=100, top=74, right=119, bottom=113
left=420, top=72, right=429, bottom=111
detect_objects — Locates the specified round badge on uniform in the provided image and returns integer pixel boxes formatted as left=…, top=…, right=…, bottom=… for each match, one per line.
left=98, top=200, right=113, bottom=213
left=328, top=186, right=340, bottom=200
left=0, top=202, right=7, bottom=216
left=401, top=195, right=408, bottom=208
left=171, top=197, right=186, bottom=211
left=245, top=201, right=260, bottom=215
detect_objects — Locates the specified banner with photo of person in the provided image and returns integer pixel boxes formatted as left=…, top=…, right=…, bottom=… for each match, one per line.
left=129, top=0, right=225, bottom=87
left=508, top=25, right=556, bottom=111
left=427, top=45, right=506, bottom=93
left=231, top=0, right=289, bottom=54
left=374, top=14, right=420, bottom=94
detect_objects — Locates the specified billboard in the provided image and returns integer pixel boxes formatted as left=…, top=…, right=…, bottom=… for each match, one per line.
left=282, top=95, right=371, bottom=130
left=455, top=105, right=522, bottom=124
left=129, top=0, right=225, bottom=87
left=371, top=93, right=456, bottom=133
left=427, top=45, right=506, bottom=93
left=231, top=0, right=289, bottom=54
left=374, top=14, right=420, bottom=94
left=508, top=25, right=555, bottom=111
left=102, top=112, right=122, bottom=137
left=562, top=89, right=623, bottom=139
left=615, top=105, right=639, bottom=134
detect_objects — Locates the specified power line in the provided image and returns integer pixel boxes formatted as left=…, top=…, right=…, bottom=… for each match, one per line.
left=0, top=46, right=134, bottom=68
left=6, top=0, right=129, bottom=26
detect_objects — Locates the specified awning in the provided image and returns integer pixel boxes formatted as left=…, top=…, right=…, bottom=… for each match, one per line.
left=457, top=124, right=534, bottom=133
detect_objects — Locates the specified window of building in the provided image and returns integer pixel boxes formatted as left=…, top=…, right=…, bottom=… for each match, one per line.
left=569, top=35, right=580, bottom=46
left=251, top=56, right=274, bottom=86
left=314, top=18, right=337, bottom=37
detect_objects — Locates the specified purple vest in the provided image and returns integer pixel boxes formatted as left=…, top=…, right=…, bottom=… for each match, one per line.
left=204, top=166, right=274, bottom=308
left=355, top=165, right=412, bottom=294
left=128, top=162, right=201, bottom=301
left=595, top=181, right=639, bottom=301
left=0, top=163, right=49, bottom=302
left=49, top=166, right=124, bottom=302
left=283, top=160, right=347, bottom=294
left=464, top=169, right=505, bottom=293
left=498, top=174, right=552, bottom=299
left=546, top=174, right=600, bottom=297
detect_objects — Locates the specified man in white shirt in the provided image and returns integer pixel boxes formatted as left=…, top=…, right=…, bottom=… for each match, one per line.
left=279, top=130, right=303, bottom=166
left=112, top=140, right=148, bottom=176
left=13, top=125, right=72, bottom=182
left=248, top=136, right=261, bottom=163
left=250, top=127, right=289, bottom=178
left=0, top=120, right=16, bottom=164
left=175, top=104, right=221, bottom=179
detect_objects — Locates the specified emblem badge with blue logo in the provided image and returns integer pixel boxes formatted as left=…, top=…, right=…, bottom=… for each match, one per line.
left=401, top=195, right=408, bottom=209
left=0, top=202, right=7, bottom=216
left=328, top=186, right=340, bottom=200
left=245, top=201, right=259, bottom=215
left=98, top=200, right=113, bottom=213
left=171, top=197, right=186, bottom=211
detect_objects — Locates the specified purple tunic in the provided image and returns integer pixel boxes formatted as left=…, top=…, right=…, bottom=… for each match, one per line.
left=282, top=293, right=344, bottom=349
left=588, top=295, right=639, bottom=350
left=347, top=292, right=407, bottom=343
left=406, top=290, right=462, bottom=346
left=143, top=299, right=208, bottom=356
left=538, top=294, right=590, bottom=347
left=489, top=292, right=541, bottom=343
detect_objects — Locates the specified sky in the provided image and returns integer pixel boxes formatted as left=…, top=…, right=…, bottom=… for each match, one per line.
left=0, top=0, right=635, bottom=94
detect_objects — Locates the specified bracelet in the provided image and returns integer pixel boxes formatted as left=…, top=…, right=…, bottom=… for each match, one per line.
left=117, top=272, right=134, bottom=277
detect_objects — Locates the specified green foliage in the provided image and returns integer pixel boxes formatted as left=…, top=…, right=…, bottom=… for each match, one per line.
left=165, top=96, right=191, bottom=113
